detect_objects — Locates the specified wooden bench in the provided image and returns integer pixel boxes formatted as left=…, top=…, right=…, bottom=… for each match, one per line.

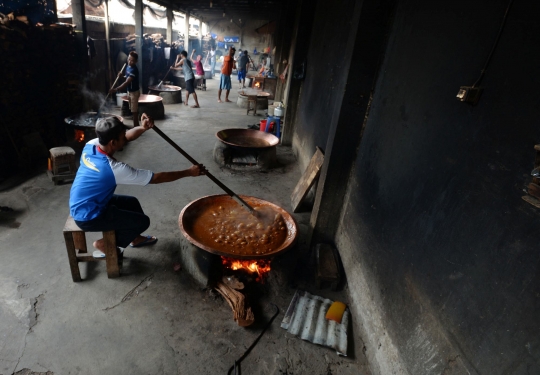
left=246, top=95, right=258, bottom=115
left=63, top=216, right=120, bottom=281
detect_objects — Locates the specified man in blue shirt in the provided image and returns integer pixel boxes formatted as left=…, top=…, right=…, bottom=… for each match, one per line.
left=110, top=51, right=141, bottom=127
left=69, top=114, right=206, bottom=257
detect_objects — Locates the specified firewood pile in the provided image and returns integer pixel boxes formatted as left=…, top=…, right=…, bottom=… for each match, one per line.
left=0, top=19, right=82, bottom=176
left=215, top=276, right=255, bottom=327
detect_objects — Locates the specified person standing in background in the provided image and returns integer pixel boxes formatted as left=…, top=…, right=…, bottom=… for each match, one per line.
left=172, top=50, right=200, bottom=108
left=218, top=47, right=236, bottom=103
left=237, top=50, right=250, bottom=88
left=110, top=51, right=140, bottom=127
left=191, top=49, right=206, bottom=90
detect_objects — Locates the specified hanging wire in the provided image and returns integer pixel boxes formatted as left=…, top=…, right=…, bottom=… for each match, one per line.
left=472, top=0, right=514, bottom=88
left=227, top=304, right=280, bottom=375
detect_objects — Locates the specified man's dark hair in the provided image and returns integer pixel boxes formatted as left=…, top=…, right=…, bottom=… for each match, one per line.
left=95, top=117, right=126, bottom=145
left=129, top=51, right=138, bottom=61
left=243, top=50, right=247, bottom=55
left=230, top=47, right=236, bottom=53
left=181, top=50, right=188, bottom=57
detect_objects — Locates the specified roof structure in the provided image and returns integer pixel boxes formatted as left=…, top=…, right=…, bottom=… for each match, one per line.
left=149, top=0, right=287, bottom=23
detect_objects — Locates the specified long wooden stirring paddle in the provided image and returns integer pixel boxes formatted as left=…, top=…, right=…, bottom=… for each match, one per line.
left=152, top=125, right=256, bottom=215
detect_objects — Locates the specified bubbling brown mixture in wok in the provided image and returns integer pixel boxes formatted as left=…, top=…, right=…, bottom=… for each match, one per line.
left=190, top=201, right=288, bottom=256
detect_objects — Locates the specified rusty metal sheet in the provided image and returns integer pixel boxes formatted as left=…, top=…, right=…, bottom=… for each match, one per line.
left=281, top=290, right=349, bottom=356
left=216, top=129, right=279, bottom=148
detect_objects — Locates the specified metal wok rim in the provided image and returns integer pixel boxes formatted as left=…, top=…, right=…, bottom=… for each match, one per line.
left=148, top=84, right=182, bottom=92
left=216, top=128, right=279, bottom=148
left=121, top=94, right=163, bottom=103
left=179, top=194, right=298, bottom=259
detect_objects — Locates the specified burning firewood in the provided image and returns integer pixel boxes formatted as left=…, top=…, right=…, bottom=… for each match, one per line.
left=215, top=281, right=254, bottom=327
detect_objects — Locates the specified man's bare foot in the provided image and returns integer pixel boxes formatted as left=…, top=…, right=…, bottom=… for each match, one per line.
left=93, top=239, right=106, bottom=252
left=191, top=105, right=200, bottom=108
left=225, top=99, right=232, bottom=102
left=218, top=99, right=222, bottom=103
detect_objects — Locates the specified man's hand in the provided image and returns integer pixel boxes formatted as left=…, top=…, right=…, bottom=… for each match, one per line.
left=192, top=49, right=196, bottom=53
left=188, top=164, right=207, bottom=177
left=141, top=113, right=154, bottom=130
left=117, top=72, right=123, bottom=77
left=109, top=88, right=117, bottom=94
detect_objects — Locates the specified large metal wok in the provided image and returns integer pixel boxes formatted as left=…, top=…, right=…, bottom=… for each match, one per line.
left=179, top=194, right=298, bottom=259
left=216, top=129, right=279, bottom=148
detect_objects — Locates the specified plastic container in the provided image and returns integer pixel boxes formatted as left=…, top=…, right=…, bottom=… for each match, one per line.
left=265, top=116, right=281, bottom=138
left=274, top=105, right=283, bottom=117
left=260, top=119, right=272, bottom=132
left=116, top=93, right=124, bottom=107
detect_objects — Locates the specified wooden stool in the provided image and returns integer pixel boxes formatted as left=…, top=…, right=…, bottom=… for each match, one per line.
left=246, top=95, right=258, bottom=115
left=315, top=243, right=341, bottom=290
left=48, top=147, right=77, bottom=185
left=63, top=216, right=120, bottom=281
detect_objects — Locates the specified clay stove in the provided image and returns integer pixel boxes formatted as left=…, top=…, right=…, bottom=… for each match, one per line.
left=213, top=129, right=279, bottom=170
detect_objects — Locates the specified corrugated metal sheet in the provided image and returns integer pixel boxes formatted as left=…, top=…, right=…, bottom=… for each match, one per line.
left=281, top=290, right=349, bottom=356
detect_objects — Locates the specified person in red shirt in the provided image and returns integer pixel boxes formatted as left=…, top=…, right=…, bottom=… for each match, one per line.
left=218, top=47, right=236, bottom=103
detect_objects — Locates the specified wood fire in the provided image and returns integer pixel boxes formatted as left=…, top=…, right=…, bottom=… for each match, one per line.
left=75, top=130, right=85, bottom=142
left=221, top=256, right=271, bottom=282
left=254, top=82, right=261, bottom=88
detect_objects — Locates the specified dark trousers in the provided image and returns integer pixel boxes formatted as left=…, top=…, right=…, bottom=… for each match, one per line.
left=75, top=194, right=150, bottom=248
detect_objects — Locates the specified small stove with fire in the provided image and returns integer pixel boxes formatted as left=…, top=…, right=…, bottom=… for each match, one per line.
left=179, top=194, right=298, bottom=326
left=64, top=112, right=124, bottom=149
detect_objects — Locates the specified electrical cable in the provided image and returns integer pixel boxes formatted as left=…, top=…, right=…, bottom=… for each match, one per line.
left=227, top=303, right=280, bottom=375
left=472, top=0, right=514, bottom=88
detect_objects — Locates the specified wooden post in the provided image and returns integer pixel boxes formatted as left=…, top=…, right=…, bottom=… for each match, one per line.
left=104, top=0, right=113, bottom=91
left=135, top=0, right=144, bottom=92
left=71, top=0, right=88, bottom=77
left=184, top=11, right=190, bottom=52
left=166, top=8, right=173, bottom=45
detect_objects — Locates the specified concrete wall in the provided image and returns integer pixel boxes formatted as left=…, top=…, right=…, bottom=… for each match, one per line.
left=208, top=19, right=270, bottom=63
left=293, top=0, right=540, bottom=373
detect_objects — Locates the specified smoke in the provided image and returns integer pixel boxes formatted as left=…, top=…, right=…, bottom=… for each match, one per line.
left=79, top=69, right=116, bottom=113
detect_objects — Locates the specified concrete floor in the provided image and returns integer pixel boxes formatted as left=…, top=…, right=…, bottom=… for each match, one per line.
left=0, top=78, right=370, bottom=375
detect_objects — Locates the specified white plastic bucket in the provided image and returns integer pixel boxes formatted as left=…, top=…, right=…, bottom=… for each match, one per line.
left=274, top=105, right=284, bottom=117
left=116, top=93, right=124, bottom=107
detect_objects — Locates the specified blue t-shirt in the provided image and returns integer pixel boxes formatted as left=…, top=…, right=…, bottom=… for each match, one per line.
left=125, top=65, right=140, bottom=92
left=69, top=139, right=153, bottom=221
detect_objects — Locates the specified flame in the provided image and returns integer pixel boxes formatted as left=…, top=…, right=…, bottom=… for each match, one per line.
left=75, top=130, right=85, bottom=142
left=221, top=257, right=271, bottom=282
left=254, top=82, right=261, bottom=88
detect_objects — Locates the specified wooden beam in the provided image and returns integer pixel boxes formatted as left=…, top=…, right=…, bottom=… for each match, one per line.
left=135, top=0, right=144, bottom=92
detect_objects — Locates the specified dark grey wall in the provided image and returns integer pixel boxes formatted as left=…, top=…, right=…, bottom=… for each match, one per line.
left=294, top=0, right=540, bottom=373
left=292, top=0, right=359, bottom=167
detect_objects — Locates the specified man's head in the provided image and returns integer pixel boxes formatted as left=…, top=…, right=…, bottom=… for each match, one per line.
left=96, top=116, right=128, bottom=152
left=211, top=46, right=215, bottom=51
left=181, top=50, right=188, bottom=58
left=197, top=55, right=202, bottom=61
left=243, top=50, right=247, bottom=56
left=128, top=51, right=138, bottom=67
left=229, top=47, right=236, bottom=57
